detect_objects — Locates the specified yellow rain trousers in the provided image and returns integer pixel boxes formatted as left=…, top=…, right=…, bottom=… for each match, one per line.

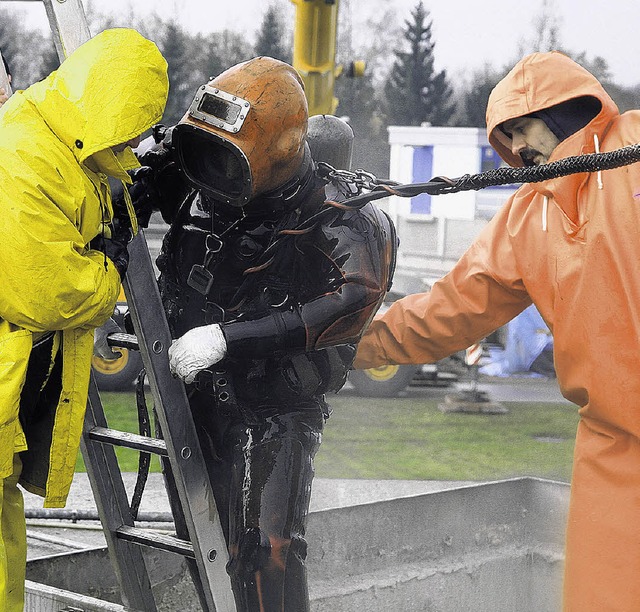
left=0, top=456, right=24, bottom=612
left=0, top=28, right=168, bottom=608
left=355, top=51, right=640, bottom=611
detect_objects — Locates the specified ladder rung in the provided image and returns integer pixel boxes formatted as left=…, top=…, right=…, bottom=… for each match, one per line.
left=88, top=426, right=168, bottom=455
left=116, top=525, right=195, bottom=558
left=107, top=332, right=139, bottom=350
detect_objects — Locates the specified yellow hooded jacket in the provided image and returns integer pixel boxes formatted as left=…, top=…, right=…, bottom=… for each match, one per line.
left=0, top=28, right=168, bottom=507
left=355, top=51, right=640, bottom=610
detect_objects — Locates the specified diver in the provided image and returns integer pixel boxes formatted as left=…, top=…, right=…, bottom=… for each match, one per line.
left=128, top=56, right=397, bottom=611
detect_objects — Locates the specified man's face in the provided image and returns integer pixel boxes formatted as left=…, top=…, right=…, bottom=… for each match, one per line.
left=501, top=117, right=560, bottom=166
left=111, top=135, right=142, bottom=154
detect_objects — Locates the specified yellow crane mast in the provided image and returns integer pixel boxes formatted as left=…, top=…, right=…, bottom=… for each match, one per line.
left=290, top=0, right=340, bottom=116
left=290, top=0, right=364, bottom=116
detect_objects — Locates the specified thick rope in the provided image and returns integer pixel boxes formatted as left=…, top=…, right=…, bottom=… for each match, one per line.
left=336, top=143, right=640, bottom=207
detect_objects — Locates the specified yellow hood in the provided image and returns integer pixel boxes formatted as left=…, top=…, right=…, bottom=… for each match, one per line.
left=24, top=27, right=168, bottom=177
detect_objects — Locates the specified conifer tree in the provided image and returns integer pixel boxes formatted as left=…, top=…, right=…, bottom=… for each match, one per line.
left=156, top=21, right=200, bottom=125
left=199, top=29, right=252, bottom=83
left=254, top=4, right=291, bottom=63
left=383, top=1, right=455, bottom=126
left=456, top=66, right=504, bottom=128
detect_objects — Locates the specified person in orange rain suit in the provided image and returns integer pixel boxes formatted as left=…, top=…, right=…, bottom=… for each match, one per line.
left=354, top=50, right=640, bottom=612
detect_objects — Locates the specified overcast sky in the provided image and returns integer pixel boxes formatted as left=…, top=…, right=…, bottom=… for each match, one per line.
left=16, top=0, right=640, bottom=87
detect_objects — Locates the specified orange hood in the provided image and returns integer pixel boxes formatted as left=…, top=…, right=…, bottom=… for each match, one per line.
left=486, top=51, right=618, bottom=168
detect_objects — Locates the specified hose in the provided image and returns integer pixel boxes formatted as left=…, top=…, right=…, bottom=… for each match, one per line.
left=24, top=508, right=173, bottom=522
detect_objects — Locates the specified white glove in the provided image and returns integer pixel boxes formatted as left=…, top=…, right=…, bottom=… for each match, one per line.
left=168, top=324, right=227, bottom=384
left=93, top=317, right=123, bottom=360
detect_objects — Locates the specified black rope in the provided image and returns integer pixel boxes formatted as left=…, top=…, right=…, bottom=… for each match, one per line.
left=342, top=143, right=640, bottom=207
left=131, top=367, right=151, bottom=521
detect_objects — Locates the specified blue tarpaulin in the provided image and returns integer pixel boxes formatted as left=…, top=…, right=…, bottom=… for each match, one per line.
left=480, top=305, right=553, bottom=377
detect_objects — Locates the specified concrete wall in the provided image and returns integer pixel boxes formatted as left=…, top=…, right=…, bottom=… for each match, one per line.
left=307, top=478, right=567, bottom=612
left=26, top=478, right=569, bottom=612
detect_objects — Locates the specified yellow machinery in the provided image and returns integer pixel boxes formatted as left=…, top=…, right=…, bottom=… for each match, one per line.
left=290, top=0, right=364, bottom=116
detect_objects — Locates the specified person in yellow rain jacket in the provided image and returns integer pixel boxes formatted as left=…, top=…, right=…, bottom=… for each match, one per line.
left=355, top=50, right=640, bottom=612
left=0, top=28, right=168, bottom=610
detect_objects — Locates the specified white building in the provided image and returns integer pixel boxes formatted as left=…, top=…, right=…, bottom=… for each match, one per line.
left=382, top=125, right=518, bottom=294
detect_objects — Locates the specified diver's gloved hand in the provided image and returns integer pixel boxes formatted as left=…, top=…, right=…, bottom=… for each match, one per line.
left=128, top=165, right=160, bottom=228
left=168, top=324, right=227, bottom=384
left=93, top=317, right=123, bottom=360
left=91, top=234, right=130, bottom=280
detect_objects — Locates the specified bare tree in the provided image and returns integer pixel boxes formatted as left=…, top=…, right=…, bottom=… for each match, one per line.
left=0, top=7, right=60, bottom=89
left=529, top=0, right=562, bottom=52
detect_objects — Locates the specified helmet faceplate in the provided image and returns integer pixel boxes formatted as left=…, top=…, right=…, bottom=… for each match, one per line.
left=174, top=57, right=309, bottom=208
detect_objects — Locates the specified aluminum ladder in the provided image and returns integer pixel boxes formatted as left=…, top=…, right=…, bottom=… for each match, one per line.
left=6, top=1, right=235, bottom=609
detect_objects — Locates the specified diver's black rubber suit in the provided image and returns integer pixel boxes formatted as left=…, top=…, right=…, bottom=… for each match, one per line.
left=156, top=167, right=396, bottom=611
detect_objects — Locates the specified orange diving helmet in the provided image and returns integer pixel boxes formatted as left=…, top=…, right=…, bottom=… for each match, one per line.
left=172, top=56, right=309, bottom=208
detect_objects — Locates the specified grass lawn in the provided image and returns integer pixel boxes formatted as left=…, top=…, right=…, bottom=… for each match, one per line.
left=316, top=394, right=578, bottom=482
left=86, top=390, right=578, bottom=483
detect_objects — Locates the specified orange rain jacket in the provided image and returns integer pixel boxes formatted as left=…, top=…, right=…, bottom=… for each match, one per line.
left=354, top=51, right=640, bottom=611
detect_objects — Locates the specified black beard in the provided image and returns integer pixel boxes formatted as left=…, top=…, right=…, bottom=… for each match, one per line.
left=520, top=148, right=539, bottom=167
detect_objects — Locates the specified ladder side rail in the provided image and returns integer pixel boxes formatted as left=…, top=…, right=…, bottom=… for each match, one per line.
left=42, top=0, right=91, bottom=60
left=82, top=375, right=159, bottom=612
left=124, top=231, right=236, bottom=612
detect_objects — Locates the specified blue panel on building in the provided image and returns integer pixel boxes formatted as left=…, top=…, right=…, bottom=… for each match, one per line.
left=411, top=146, right=433, bottom=214
left=481, top=146, right=517, bottom=188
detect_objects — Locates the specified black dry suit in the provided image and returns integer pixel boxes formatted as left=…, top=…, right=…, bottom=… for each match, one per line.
left=153, top=154, right=397, bottom=611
